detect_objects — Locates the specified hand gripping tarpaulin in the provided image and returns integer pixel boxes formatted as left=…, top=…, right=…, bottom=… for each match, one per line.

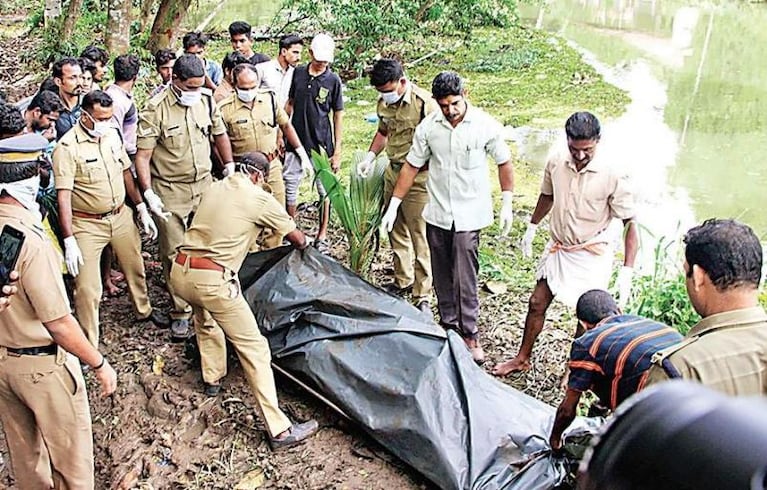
left=239, top=247, right=597, bottom=490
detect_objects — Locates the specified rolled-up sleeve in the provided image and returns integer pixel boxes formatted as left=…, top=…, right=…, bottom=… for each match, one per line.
left=609, top=172, right=636, bottom=219
left=52, top=143, right=76, bottom=191
left=136, top=105, right=160, bottom=151
left=405, top=119, right=431, bottom=168
left=541, top=157, right=554, bottom=195
left=485, top=121, right=512, bottom=164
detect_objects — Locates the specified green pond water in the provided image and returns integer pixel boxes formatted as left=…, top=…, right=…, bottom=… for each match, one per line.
left=518, top=0, right=767, bottom=242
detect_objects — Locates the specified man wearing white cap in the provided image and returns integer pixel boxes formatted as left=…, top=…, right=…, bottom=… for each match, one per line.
left=285, top=33, right=344, bottom=253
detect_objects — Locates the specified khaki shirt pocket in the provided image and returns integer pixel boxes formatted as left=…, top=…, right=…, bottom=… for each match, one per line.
left=76, top=156, right=106, bottom=184
left=194, top=117, right=212, bottom=144
left=257, top=116, right=277, bottom=138
left=576, top=197, right=608, bottom=222
left=162, top=125, right=187, bottom=150
left=230, top=118, right=256, bottom=142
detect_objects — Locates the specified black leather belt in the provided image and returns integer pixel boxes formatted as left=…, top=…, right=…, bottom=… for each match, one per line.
left=6, top=344, right=58, bottom=356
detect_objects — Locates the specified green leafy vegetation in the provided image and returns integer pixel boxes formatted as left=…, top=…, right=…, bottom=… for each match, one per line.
left=311, top=149, right=387, bottom=276
left=626, top=232, right=699, bottom=335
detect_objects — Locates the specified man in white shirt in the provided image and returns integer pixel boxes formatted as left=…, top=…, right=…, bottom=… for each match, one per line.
left=381, top=71, right=515, bottom=364
left=257, top=34, right=304, bottom=108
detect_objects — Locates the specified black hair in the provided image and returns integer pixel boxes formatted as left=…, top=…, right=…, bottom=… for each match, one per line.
left=431, top=71, right=464, bottom=99
left=0, top=103, right=26, bottom=137
left=279, top=34, right=303, bottom=51
left=113, top=54, right=140, bottom=82
left=28, top=90, right=65, bottom=115
left=231, top=63, right=258, bottom=87
left=0, top=159, right=40, bottom=183
left=78, top=57, right=98, bottom=77
left=370, top=58, right=404, bottom=88
left=81, top=90, right=113, bottom=112
left=238, top=151, right=270, bottom=176
left=222, top=51, right=250, bottom=73
left=154, top=48, right=176, bottom=68
left=576, top=289, right=620, bottom=325
left=51, top=57, right=80, bottom=79
left=228, top=21, right=252, bottom=38
left=684, top=219, right=763, bottom=291
left=38, top=77, right=58, bottom=94
left=172, top=54, right=205, bottom=81
left=565, top=111, right=601, bottom=141
left=80, top=45, right=109, bottom=66
left=183, top=31, right=208, bottom=51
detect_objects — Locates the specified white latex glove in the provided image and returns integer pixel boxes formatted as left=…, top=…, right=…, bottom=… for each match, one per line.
left=136, top=203, right=158, bottom=241
left=357, top=151, right=377, bottom=178
left=498, top=191, right=514, bottom=236
left=615, top=266, right=634, bottom=308
left=222, top=161, right=235, bottom=178
left=520, top=222, right=538, bottom=258
left=143, top=189, right=171, bottom=221
left=381, top=197, right=402, bottom=233
left=64, top=236, right=84, bottom=277
left=296, top=147, right=314, bottom=182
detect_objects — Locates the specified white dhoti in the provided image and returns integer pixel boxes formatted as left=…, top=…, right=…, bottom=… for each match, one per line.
left=535, top=230, right=615, bottom=308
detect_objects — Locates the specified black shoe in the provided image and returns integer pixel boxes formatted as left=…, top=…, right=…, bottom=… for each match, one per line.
left=170, top=319, right=191, bottom=342
left=203, top=382, right=221, bottom=397
left=416, top=300, right=431, bottom=316
left=137, top=310, right=170, bottom=329
left=383, top=282, right=413, bottom=297
left=269, top=420, right=319, bottom=451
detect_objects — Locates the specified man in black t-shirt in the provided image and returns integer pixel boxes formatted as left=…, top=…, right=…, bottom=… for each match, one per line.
left=286, top=34, right=344, bottom=253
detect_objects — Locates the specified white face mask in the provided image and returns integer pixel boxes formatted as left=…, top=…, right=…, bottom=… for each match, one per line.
left=380, top=90, right=401, bottom=106
left=0, top=174, right=41, bottom=220
left=83, top=112, right=113, bottom=138
left=177, top=88, right=202, bottom=107
left=236, top=88, right=258, bottom=103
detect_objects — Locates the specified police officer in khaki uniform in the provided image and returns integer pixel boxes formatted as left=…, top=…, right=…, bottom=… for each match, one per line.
left=646, top=219, right=767, bottom=395
left=170, top=152, right=318, bottom=450
left=54, top=91, right=163, bottom=347
left=218, top=63, right=313, bottom=248
left=0, top=133, right=117, bottom=489
left=134, top=54, right=236, bottom=339
left=358, top=59, right=437, bottom=314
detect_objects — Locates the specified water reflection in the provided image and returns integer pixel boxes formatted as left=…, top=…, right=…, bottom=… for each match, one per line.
left=517, top=0, right=767, bottom=243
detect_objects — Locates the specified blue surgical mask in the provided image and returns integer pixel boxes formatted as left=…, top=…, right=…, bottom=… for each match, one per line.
left=381, top=90, right=401, bottom=105
left=175, top=86, right=202, bottom=107
left=236, top=88, right=258, bottom=103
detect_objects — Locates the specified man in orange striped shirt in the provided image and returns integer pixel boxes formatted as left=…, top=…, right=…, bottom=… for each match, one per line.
left=548, top=289, right=682, bottom=451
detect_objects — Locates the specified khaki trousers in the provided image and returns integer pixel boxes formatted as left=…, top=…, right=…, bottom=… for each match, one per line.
left=384, top=165, right=432, bottom=301
left=0, top=348, right=94, bottom=489
left=170, top=261, right=292, bottom=437
left=152, top=176, right=211, bottom=320
left=262, top=159, right=286, bottom=250
left=72, top=205, right=152, bottom=347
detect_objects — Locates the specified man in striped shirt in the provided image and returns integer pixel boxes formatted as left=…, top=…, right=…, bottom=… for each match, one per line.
left=549, top=289, right=682, bottom=451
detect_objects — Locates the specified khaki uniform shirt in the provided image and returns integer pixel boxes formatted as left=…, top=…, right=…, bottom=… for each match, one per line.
left=53, top=124, right=130, bottom=214
left=136, top=87, right=226, bottom=184
left=406, top=104, right=512, bottom=232
left=0, top=204, right=71, bottom=349
left=219, top=91, right=289, bottom=159
left=541, top=148, right=635, bottom=246
left=646, top=306, right=767, bottom=396
left=376, top=83, right=437, bottom=164
left=179, top=174, right=296, bottom=271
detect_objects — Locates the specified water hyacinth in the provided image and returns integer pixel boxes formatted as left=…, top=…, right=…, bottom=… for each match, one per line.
left=311, top=149, right=388, bottom=276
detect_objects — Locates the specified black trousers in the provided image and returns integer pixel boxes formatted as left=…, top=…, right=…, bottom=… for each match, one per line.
left=426, top=223, right=480, bottom=338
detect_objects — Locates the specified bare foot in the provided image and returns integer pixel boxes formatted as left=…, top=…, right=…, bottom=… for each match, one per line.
left=110, top=269, right=125, bottom=283
left=103, top=280, right=121, bottom=297
left=492, top=357, right=531, bottom=377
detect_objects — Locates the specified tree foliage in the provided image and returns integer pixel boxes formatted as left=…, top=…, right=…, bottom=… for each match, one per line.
left=273, top=0, right=523, bottom=72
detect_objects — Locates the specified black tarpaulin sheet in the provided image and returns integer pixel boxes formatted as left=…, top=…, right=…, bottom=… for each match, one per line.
left=239, top=247, right=596, bottom=490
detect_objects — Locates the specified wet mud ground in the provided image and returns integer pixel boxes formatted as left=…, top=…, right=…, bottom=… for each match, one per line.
left=0, top=203, right=572, bottom=489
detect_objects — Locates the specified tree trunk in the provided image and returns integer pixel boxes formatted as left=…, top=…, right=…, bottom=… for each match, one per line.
left=146, top=0, right=192, bottom=53
left=139, top=0, right=158, bottom=33
left=44, top=0, right=62, bottom=27
left=106, top=0, right=132, bottom=55
left=60, top=0, right=85, bottom=42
